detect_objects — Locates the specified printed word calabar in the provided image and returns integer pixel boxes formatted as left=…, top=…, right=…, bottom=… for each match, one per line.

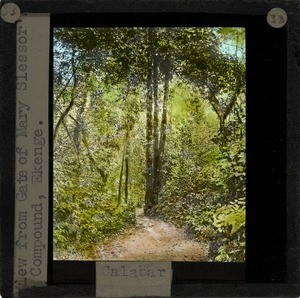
left=101, top=265, right=166, bottom=278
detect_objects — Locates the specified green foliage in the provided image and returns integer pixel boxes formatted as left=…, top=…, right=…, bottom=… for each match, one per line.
left=53, top=27, right=246, bottom=261
left=53, top=172, right=136, bottom=257
left=212, top=198, right=246, bottom=262
left=213, top=198, right=245, bottom=235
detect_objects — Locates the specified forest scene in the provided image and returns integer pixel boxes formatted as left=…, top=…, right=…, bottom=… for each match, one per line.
left=53, top=27, right=246, bottom=262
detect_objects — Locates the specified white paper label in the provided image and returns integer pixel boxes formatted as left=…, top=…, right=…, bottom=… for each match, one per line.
left=96, top=262, right=172, bottom=297
left=14, top=13, right=50, bottom=297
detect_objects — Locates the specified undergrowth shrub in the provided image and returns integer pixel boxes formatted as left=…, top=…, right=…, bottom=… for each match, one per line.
left=212, top=197, right=245, bottom=262
left=53, top=182, right=136, bottom=259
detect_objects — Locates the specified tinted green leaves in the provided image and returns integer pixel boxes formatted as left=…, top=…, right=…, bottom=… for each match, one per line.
left=53, top=27, right=245, bottom=261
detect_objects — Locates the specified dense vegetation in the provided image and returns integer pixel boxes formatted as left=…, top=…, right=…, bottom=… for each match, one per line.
left=53, top=27, right=245, bottom=261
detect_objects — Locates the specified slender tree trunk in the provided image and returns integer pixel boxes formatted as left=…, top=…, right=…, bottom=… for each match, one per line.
left=118, top=118, right=132, bottom=206
left=158, top=60, right=171, bottom=193
left=125, top=150, right=129, bottom=204
left=124, top=122, right=130, bottom=204
left=152, top=54, right=160, bottom=204
left=117, top=149, right=125, bottom=206
left=81, top=130, right=107, bottom=182
left=118, top=82, right=135, bottom=206
left=144, top=28, right=155, bottom=214
left=74, top=92, right=88, bottom=151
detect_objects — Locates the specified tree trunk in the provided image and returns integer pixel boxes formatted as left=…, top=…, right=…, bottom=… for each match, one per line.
left=117, top=148, right=125, bottom=206
left=81, top=130, right=107, bottom=182
left=73, top=92, right=88, bottom=152
left=124, top=122, right=130, bottom=204
left=157, top=60, right=171, bottom=193
left=152, top=54, right=160, bottom=205
left=144, top=28, right=155, bottom=214
left=125, top=150, right=129, bottom=204
left=118, top=118, right=131, bottom=206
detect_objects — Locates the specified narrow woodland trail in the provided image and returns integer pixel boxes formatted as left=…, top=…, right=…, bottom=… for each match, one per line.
left=98, top=209, right=209, bottom=261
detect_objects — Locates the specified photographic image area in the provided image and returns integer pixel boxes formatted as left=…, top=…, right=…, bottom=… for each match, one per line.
left=53, top=27, right=246, bottom=262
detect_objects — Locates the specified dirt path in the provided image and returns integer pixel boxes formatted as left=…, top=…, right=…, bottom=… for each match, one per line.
left=97, top=209, right=209, bottom=261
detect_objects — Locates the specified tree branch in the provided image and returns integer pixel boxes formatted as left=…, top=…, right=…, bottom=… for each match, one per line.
left=53, top=50, right=77, bottom=141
